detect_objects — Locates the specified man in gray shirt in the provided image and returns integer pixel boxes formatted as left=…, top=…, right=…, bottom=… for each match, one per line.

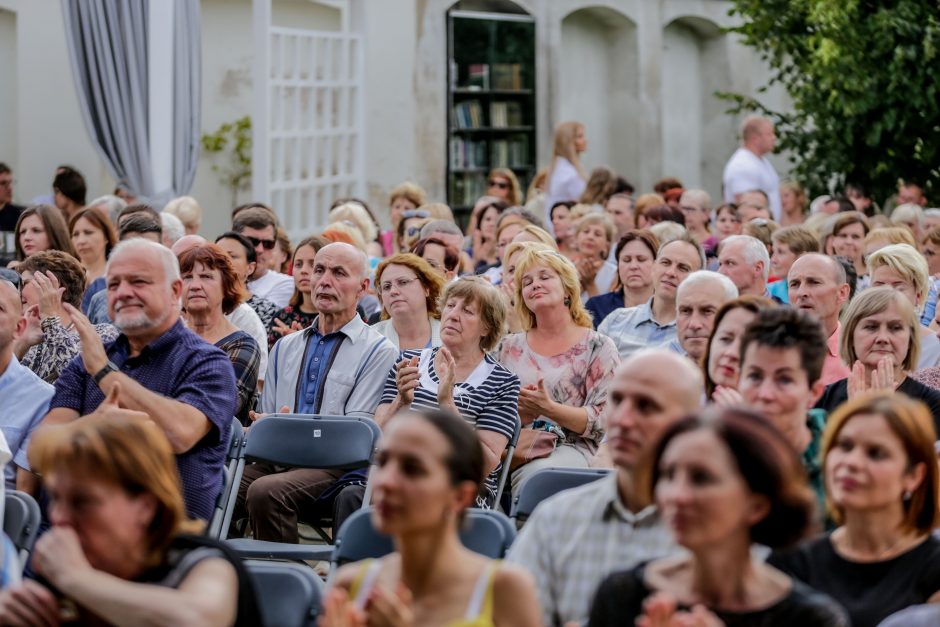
left=507, top=349, right=703, bottom=626
left=237, top=242, right=398, bottom=543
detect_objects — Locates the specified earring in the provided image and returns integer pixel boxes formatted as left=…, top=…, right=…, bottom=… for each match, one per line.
left=564, top=296, right=571, bottom=307
left=903, top=490, right=913, bottom=502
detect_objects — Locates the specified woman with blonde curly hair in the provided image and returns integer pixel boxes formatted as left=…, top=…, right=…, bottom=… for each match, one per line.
left=372, top=253, right=445, bottom=350
left=497, top=246, right=620, bottom=494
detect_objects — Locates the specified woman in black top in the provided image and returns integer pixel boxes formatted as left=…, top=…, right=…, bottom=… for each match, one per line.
left=815, top=287, right=940, bottom=432
left=588, top=408, right=847, bottom=626
left=770, top=392, right=940, bottom=627
left=0, top=410, right=260, bottom=625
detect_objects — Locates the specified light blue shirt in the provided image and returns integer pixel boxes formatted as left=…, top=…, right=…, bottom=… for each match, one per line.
left=0, top=356, right=54, bottom=488
left=597, top=298, right=677, bottom=360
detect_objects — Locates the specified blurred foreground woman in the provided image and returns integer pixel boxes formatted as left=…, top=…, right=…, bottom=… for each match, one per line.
left=322, top=409, right=541, bottom=627
left=0, top=406, right=260, bottom=626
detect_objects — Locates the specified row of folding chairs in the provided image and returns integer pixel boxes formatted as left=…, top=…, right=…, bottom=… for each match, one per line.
left=241, top=467, right=610, bottom=626
left=208, top=413, right=523, bottom=558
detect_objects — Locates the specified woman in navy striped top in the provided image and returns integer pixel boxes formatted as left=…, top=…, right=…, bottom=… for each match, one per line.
left=375, top=276, right=519, bottom=506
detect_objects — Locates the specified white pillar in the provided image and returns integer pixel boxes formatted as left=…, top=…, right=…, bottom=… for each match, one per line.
left=252, top=0, right=270, bottom=203
left=148, top=0, right=174, bottom=197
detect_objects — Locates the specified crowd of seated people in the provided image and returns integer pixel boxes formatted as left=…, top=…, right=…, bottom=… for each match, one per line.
left=3, top=115, right=940, bottom=625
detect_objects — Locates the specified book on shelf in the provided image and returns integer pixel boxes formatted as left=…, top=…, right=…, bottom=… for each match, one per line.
left=451, top=100, right=484, bottom=129
left=449, top=137, right=488, bottom=169
left=465, top=64, right=489, bottom=90
left=491, top=63, right=523, bottom=90
left=490, top=101, right=524, bottom=128
left=450, top=172, right=487, bottom=206
left=489, top=134, right=530, bottom=168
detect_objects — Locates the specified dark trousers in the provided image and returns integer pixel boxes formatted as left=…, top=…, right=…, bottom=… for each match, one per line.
left=332, top=484, right=367, bottom=537
left=234, top=463, right=344, bottom=543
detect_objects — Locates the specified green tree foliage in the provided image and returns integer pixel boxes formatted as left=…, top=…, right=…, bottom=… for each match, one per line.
left=722, top=0, right=940, bottom=204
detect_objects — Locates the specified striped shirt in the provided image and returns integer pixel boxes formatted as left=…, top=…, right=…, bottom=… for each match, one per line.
left=381, top=347, right=520, bottom=503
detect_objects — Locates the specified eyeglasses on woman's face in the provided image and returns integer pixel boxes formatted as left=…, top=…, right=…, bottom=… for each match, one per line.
left=379, top=276, right=420, bottom=294
left=488, top=179, right=510, bottom=190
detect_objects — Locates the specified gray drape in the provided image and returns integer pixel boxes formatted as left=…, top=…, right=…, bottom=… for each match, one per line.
left=61, top=0, right=201, bottom=202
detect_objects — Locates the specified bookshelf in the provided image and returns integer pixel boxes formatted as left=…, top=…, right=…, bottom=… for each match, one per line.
left=446, top=9, right=536, bottom=226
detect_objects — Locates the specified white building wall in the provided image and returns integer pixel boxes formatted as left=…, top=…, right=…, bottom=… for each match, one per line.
left=0, top=0, right=792, bottom=237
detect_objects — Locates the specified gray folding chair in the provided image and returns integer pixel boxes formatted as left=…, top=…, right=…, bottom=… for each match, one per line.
left=207, top=417, right=245, bottom=538
left=223, top=415, right=381, bottom=561
left=511, top=467, right=610, bottom=525
left=3, top=491, right=40, bottom=565
left=245, top=560, right=323, bottom=627
left=493, top=416, right=520, bottom=509
left=331, top=507, right=515, bottom=572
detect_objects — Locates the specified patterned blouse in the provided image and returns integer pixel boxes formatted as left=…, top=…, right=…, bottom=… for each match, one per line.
left=267, top=305, right=317, bottom=350
left=216, top=330, right=261, bottom=425
left=247, top=294, right=278, bottom=330
left=496, top=330, right=620, bottom=456
left=22, top=316, right=120, bottom=384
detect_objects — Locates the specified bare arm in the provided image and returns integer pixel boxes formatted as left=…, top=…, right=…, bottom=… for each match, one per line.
left=478, top=430, right=508, bottom=477
left=60, top=559, right=238, bottom=627
left=492, top=563, right=543, bottom=627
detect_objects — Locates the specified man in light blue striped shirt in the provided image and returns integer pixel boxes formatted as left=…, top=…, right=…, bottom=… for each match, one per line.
left=598, top=235, right=704, bottom=360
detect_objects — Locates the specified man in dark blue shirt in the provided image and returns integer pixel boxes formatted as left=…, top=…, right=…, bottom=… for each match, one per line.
left=34, top=239, right=236, bottom=520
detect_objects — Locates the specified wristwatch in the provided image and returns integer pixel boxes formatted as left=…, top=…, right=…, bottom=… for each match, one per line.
left=93, top=361, right=119, bottom=386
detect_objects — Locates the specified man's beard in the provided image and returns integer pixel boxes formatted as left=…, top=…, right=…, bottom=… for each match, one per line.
left=113, top=307, right=169, bottom=334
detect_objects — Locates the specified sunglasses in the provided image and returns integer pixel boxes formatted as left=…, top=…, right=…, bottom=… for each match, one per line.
left=246, top=236, right=276, bottom=250
left=0, top=267, right=22, bottom=294
left=402, top=210, right=430, bottom=220
left=488, top=179, right=510, bottom=190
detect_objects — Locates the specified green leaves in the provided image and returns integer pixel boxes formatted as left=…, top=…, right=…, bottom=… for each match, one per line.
left=201, top=116, right=252, bottom=205
left=723, top=0, right=940, bottom=204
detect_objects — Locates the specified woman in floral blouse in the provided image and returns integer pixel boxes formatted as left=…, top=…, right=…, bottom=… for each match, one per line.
left=267, top=235, right=328, bottom=349
left=496, top=243, right=620, bottom=496
left=13, top=251, right=118, bottom=383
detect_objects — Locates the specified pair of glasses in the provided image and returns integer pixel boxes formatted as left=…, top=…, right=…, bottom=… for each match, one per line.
left=406, top=226, right=422, bottom=237
left=246, top=235, right=276, bottom=250
left=379, top=277, right=420, bottom=294
left=0, top=267, right=22, bottom=294
left=488, top=179, right=510, bottom=190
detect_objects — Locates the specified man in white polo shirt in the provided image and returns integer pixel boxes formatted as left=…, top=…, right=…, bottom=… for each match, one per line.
left=723, top=115, right=781, bottom=220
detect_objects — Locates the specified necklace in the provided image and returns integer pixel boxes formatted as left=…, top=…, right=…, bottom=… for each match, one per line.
left=834, top=528, right=917, bottom=561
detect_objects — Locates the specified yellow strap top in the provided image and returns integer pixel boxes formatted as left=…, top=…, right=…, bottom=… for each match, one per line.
left=347, top=558, right=500, bottom=627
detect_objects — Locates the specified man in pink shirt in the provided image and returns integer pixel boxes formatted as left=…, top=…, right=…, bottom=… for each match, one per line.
left=788, top=254, right=851, bottom=385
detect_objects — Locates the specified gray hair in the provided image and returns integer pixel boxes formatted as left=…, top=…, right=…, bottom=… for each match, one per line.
left=107, top=238, right=180, bottom=283
left=160, top=212, right=185, bottom=246
left=892, top=203, right=926, bottom=227
left=87, top=194, right=127, bottom=226
left=720, top=234, right=770, bottom=281
left=420, top=219, right=463, bottom=239
left=496, top=207, right=545, bottom=231
left=677, top=270, right=739, bottom=302
left=679, top=189, right=712, bottom=213
left=925, top=208, right=940, bottom=220
left=317, top=241, right=370, bottom=281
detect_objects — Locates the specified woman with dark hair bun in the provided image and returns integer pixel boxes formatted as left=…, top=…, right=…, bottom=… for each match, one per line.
left=321, top=409, right=541, bottom=627
left=588, top=408, right=847, bottom=626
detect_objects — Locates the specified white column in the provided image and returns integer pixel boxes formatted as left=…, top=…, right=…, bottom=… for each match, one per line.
left=252, top=0, right=271, bottom=203
left=148, top=0, right=174, bottom=196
